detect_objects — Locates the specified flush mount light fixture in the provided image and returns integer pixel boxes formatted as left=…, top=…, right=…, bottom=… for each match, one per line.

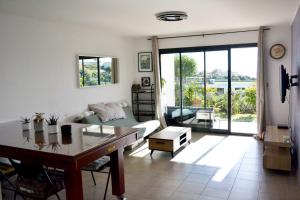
left=155, top=11, right=188, bottom=21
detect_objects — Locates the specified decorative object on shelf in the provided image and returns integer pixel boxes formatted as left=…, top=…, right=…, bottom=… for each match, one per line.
left=141, top=77, right=151, bottom=87
left=138, top=52, right=152, bottom=72
left=21, top=117, right=31, bottom=131
left=131, top=84, right=141, bottom=92
left=270, top=44, right=286, bottom=59
left=33, top=112, right=45, bottom=133
left=46, top=115, right=59, bottom=134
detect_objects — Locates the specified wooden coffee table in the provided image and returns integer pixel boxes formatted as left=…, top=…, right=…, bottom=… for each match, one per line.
left=148, top=126, right=191, bottom=157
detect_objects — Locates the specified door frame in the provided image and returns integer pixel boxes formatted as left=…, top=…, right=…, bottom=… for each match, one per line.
left=159, top=43, right=257, bottom=134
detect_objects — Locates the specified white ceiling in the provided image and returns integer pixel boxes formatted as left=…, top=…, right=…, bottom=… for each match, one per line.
left=0, top=0, right=299, bottom=37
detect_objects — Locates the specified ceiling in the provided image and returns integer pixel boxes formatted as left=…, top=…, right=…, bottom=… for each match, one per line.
left=0, top=0, right=299, bottom=37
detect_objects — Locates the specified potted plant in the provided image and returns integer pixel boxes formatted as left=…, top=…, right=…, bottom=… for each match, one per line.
left=21, top=117, right=31, bottom=131
left=34, top=132, right=45, bottom=150
left=46, top=115, right=59, bottom=134
left=48, top=133, right=60, bottom=152
left=33, top=112, right=45, bottom=132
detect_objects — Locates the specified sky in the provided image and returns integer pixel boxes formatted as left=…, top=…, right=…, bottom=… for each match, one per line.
left=181, top=47, right=258, bottom=78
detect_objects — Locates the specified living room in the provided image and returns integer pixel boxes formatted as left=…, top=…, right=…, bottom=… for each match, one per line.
left=1, top=0, right=300, bottom=200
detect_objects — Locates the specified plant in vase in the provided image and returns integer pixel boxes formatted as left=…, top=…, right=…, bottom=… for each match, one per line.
left=34, top=132, right=46, bottom=150
left=48, top=133, right=60, bottom=152
left=33, top=112, right=45, bottom=132
left=20, top=117, right=31, bottom=131
left=46, top=115, right=59, bottom=134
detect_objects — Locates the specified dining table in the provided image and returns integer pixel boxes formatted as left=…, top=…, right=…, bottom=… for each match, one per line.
left=0, top=121, right=138, bottom=200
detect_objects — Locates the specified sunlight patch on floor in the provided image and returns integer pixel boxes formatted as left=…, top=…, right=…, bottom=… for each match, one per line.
left=197, top=136, right=254, bottom=181
left=171, top=135, right=225, bottom=164
left=128, top=142, right=151, bottom=157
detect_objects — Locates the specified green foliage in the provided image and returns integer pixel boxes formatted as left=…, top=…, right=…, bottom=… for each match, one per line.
left=79, top=62, right=113, bottom=86
left=245, top=86, right=256, bottom=107
left=175, top=55, right=197, bottom=77
left=34, top=113, right=44, bottom=122
left=46, top=115, right=59, bottom=125
left=21, top=117, right=31, bottom=124
left=183, top=82, right=204, bottom=106
left=170, top=54, right=256, bottom=120
left=232, top=114, right=256, bottom=122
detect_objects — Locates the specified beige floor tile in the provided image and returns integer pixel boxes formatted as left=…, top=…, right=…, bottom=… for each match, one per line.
left=170, top=191, right=201, bottom=200
left=198, top=195, right=226, bottom=200
left=258, top=192, right=288, bottom=200
left=236, top=171, right=261, bottom=181
left=185, top=173, right=212, bottom=184
left=201, top=187, right=231, bottom=199
left=177, top=180, right=206, bottom=194
left=3, top=133, right=300, bottom=200
left=228, top=190, right=259, bottom=200
left=233, top=179, right=260, bottom=191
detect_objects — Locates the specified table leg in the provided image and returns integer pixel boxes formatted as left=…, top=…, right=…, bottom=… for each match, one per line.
left=150, top=150, right=154, bottom=156
left=110, top=148, right=125, bottom=198
left=64, top=164, right=83, bottom=200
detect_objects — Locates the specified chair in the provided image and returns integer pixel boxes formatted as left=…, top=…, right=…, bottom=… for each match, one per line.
left=9, top=159, right=64, bottom=200
left=0, top=161, right=17, bottom=197
left=81, top=156, right=111, bottom=200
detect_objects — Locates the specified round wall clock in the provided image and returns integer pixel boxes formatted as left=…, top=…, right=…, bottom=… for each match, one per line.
left=270, top=44, right=286, bottom=59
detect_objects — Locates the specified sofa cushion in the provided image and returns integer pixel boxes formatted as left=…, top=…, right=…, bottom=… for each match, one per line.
left=73, top=111, right=95, bottom=122
left=89, top=103, right=126, bottom=122
left=81, top=115, right=101, bottom=124
left=80, top=106, right=160, bottom=140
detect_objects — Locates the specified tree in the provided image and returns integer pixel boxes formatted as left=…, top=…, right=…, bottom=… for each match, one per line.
left=175, top=55, right=197, bottom=77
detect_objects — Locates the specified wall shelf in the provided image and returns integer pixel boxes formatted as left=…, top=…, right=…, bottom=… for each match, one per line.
left=131, top=84, right=155, bottom=122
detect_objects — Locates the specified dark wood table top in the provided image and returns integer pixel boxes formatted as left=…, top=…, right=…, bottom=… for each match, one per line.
left=0, top=121, right=138, bottom=157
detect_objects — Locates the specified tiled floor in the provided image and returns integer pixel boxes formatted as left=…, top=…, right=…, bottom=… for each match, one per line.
left=3, top=132, right=300, bottom=200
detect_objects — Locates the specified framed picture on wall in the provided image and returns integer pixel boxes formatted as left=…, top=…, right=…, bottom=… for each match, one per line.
left=141, top=77, right=151, bottom=87
left=138, top=52, right=153, bottom=72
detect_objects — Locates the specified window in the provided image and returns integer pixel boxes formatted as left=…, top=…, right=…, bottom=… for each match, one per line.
left=78, top=56, right=118, bottom=87
left=160, top=43, right=258, bottom=134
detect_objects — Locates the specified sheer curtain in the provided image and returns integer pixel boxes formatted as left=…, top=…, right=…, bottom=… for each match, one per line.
left=256, top=27, right=266, bottom=139
left=152, top=36, right=167, bottom=128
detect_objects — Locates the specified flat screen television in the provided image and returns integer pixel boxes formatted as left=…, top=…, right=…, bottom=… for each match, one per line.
left=280, top=65, right=290, bottom=103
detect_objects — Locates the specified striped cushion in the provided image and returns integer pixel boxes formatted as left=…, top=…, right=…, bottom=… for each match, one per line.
left=81, top=156, right=110, bottom=171
left=0, top=162, right=15, bottom=176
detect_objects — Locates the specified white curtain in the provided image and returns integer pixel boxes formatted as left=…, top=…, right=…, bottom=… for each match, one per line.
left=256, top=27, right=266, bottom=139
left=152, top=36, right=167, bottom=128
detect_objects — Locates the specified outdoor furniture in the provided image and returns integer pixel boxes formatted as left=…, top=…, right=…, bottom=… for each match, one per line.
left=166, top=106, right=214, bottom=127
left=196, top=107, right=214, bottom=127
left=166, top=106, right=197, bottom=124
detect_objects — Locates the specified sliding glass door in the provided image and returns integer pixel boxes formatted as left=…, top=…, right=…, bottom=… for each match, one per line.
left=230, top=47, right=258, bottom=134
left=160, top=44, right=257, bottom=134
left=205, top=50, right=229, bottom=131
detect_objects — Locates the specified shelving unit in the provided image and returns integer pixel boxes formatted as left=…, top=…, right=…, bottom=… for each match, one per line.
left=131, top=84, right=155, bottom=122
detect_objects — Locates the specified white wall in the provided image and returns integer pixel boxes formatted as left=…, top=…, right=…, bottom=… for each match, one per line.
left=134, top=25, right=291, bottom=126
left=264, top=25, right=291, bottom=125
left=0, top=12, right=135, bottom=122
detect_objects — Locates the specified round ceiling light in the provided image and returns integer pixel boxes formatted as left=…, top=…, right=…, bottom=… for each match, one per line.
left=155, top=11, right=188, bottom=21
